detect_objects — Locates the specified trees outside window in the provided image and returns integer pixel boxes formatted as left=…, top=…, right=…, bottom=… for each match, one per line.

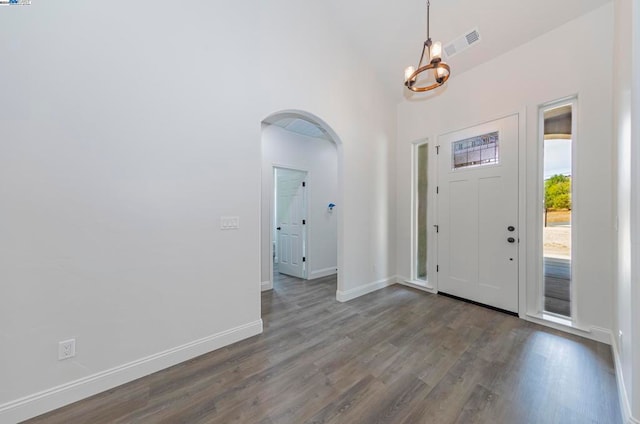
left=545, top=174, right=571, bottom=211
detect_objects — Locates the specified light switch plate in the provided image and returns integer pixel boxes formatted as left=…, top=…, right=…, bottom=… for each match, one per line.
left=220, top=216, right=240, bottom=230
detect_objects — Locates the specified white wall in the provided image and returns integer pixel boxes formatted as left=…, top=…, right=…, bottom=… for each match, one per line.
left=0, top=0, right=397, bottom=421
left=0, top=3, right=265, bottom=420
left=261, top=125, right=338, bottom=283
left=613, top=0, right=640, bottom=420
left=612, top=0, right=637, bottom=420
left=397, top=5, right=614, bottom=338
left=0, top=0, right=264, bottom=410
left=633, top=1, right=640, bottom=418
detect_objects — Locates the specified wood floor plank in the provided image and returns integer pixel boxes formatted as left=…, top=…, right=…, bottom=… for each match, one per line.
left=352, top=374, right=431, bottom=424
left=23, top=273, right=622, bottom=424
left=305, top=374, right=381, bottom=424
left=453, top=384, right=499, bottom=424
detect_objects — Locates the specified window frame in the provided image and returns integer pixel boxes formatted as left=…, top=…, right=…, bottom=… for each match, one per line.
left=537, top=96, right=578, bottom=325
left=411, top=139, right=435, bottom=288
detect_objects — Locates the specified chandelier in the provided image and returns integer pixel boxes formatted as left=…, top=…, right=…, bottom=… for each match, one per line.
left=404, top=1, right=451, bottom=92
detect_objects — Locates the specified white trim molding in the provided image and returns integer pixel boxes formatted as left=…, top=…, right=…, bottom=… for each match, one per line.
left=336, top=276, right=396, bottom=302
left=612, top=335, right=640, bottom=424
left=309, top=267, right=338, bottom=280
left=524, top=314, right=611, bottom=345
left=261, top=280, right=273, bottom=291
left=398, top=277, right=438, bottom=294
left=0, top=320, right=263, bottom=424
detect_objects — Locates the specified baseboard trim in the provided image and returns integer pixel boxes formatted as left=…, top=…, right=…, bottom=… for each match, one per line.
left=261, top=280, right=273, bottom=291
left=611, top=334, right=639, bottom=424
left=523, top=314, right=611, bottom=345
left=0, top=319, right=263, bottom=423
left=336, top=276, right=396, bottom=302
left=309, top=267, right=337, bottom=280
left=398, top=278, right=437, bottom=294
left=589, top=326, right=615, bottom=346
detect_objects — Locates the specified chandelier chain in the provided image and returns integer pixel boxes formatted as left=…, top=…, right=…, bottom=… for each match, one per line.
left=426, top=1, right=431, bottom=40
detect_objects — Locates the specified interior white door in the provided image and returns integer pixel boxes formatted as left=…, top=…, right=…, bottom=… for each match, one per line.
left=276, top=169, right=307, bottom=278
left=437, top=115, right=519, bottom=313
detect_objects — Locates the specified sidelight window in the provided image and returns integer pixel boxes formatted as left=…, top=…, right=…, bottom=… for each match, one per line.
left=414, top=142, right=429, bottom=282
left=540, top=100, right=575, bottom=319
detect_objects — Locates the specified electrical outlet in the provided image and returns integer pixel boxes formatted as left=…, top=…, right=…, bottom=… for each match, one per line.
left=58, top=339, right=76, bottom=360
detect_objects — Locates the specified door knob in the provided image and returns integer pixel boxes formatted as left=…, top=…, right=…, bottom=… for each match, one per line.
left=507, top=237, right=516, bottom=243
left=508, top=226, right=515, bottom=232
left=276, top=227, right=281, bottom=230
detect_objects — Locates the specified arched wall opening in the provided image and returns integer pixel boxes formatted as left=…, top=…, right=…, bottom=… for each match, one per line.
left=260, top=109, right=344, bottom=299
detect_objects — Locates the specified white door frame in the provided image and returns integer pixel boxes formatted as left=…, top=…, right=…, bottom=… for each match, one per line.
left=518, top=108, right=527, bottom=319
left=271, top=165, right=309, bottom=282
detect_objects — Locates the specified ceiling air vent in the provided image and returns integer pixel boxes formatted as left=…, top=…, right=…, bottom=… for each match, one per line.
left=444, top=27, right=481, bottom=59
left=444, top=44, right=457, bottom=57
left=465, top=29, right=480, bottom=45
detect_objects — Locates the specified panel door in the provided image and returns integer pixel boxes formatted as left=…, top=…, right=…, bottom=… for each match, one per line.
left=437, top=115, right=519, bottom=312
left=276, top=169, right=307, bottom=278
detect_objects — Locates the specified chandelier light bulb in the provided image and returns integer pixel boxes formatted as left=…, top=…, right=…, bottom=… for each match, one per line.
left=431, top=41, right=442, bottom=62
left=405, top=66, right=416, bottom=82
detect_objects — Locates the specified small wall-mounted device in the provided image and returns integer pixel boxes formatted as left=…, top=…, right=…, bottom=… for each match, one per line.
left=328, top=203, right=336, bottom=211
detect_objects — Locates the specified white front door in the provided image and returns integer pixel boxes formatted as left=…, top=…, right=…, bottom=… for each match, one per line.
left=276, top=168, right=307, bottom=278
left=437, top=115, right=519, bottom=313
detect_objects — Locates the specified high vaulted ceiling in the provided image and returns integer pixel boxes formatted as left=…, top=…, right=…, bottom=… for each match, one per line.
left=324, top=0, right=612, bottom=102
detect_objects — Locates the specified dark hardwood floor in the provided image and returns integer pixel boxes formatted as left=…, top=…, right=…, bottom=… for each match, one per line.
left=25, top=273, right=621, bottom=423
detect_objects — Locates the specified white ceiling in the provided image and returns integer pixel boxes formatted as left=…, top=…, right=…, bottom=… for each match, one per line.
left=324, top=0, right=612, bottom=102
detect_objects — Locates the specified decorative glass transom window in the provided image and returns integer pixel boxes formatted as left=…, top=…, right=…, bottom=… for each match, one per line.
left=452, top=131, right=499, bottom=169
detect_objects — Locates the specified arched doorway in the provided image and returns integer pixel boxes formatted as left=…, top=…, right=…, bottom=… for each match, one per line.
left=260, top=110, right=344, bottom=300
